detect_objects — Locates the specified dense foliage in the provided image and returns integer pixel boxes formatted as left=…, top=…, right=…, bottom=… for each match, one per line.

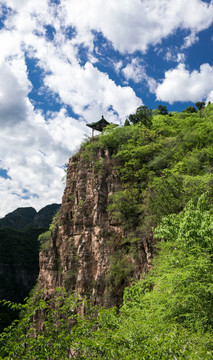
left=1, top=104, right=213, bottom=358
left=0, top=195, right=212, bottom=359
left=81, top=103, right=213, bottom=296
left=82, top=105, right=213, bottom=223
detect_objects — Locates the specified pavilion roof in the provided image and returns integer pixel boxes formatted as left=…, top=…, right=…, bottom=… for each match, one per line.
left=86, top=116, right=109, bottom=132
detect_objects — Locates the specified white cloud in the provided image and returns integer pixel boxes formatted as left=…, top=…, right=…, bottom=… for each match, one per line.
left=0, top=0, right=143, bottom=216
left=177, top=53, right=185, bottom=63
left=165, top=50, right=174, bottom=62
left=0, top=30, right=21, bottom=64
left=0, top=62, right=30, bottom=126
left=165, top=50, right=185, bottom=63
left=2, top=0, right=30, bottom=10
left=182, top=31, right=199, bottom=49
left=2, top=0, right=213, bottom=55
left=147, top=77, right=158, bottom=94
left=122, top=59, right=145, bottom=83
left=0, top=4, right=3, bottom=16
left=0, top=2, right=141, bottom=122
left=0, top=106, right=89, bottom=217
left=122, top=59, right=157, bottom=93
left=62, top=0, right=213, bottom=53
left=156, top=63, right=213, bottom=103
left=206, top=90, right=213, bottom=103
left=0, top=0, right=213, bottom=217
left=114, top=60, right=123, bottom=74
left=43, top=60, right=141, bottom=122
left=46, top=108, right=88, bottom=156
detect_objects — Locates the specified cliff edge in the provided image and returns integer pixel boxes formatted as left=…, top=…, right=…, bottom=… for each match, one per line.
left=37, top=146, right=151, bottom=307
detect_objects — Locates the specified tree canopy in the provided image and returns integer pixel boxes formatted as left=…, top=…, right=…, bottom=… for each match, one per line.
left=195, top=101, right=205, bottom=111
left=1, top=195, right=212, bottom=359
left=128, top=105, right=152, bottom=128
left=157, top=104, right=168, bottom=115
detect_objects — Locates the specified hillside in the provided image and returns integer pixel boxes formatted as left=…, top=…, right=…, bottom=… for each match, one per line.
left=1, top=104, right=213, bottom=359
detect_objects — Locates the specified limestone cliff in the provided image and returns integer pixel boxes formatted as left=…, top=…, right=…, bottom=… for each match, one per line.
left=38, top=146, right=152, bottom=308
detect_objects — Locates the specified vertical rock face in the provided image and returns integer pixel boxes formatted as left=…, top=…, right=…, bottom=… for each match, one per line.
left=38, top=148, right=151, bottom=307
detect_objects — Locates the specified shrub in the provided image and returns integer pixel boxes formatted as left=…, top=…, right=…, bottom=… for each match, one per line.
left=38, top=230, right=51, bottom=251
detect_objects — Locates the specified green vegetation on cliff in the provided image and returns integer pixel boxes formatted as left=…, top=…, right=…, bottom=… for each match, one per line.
left=82, top=103, right=213, bottom=297
left=1, top=195, right=212, bottom=359
left=82, top=103, right=213, bottom=224
left=1, top=104, right=213, bottom=359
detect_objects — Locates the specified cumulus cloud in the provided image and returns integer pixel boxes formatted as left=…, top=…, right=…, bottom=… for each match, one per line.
left=0, top=0, right=143, bottom=216
left=0, top=105, right=89, bottom=217
left=2, top=0, right=30, bottom=10
left=2, top=0, right=213, bottom=54
left=114, top=60, right=123, bottom=74
left=122, top=59, right=146, bottom=83
left=0, top=0, right=213, bottom=216
left=165, top=50, right=185, bottom=63
left=0, top=62, right=31, bottom=126
left=156, top=63, right=213, bottom=103
left=182, top=31, right=199, bottom=49
left=44, top=60, right=141, bottom=122
left=122, top=59, right=157, bottom=93
left=62, top=0, right=213, bottom=53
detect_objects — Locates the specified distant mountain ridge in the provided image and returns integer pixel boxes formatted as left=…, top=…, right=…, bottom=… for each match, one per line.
left=0, top=204, right=61, bottom=230
left=0, top=203, right=61, bottom=331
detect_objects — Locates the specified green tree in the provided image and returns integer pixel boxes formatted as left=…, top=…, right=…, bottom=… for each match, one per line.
left=124, top=119, right=130, bottom=126
left=107, top=188, right=140, bottom=229
left=195, top=101, right=205, bottom=111
left=183, top=105, right=197, bottom=113
left=157, top=104, right=168, bottom=115
left=129, top=106, right=152, bottom=128
left=0, top=289, right=99, bottom=359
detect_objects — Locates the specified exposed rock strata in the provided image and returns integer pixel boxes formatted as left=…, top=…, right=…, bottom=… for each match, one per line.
left=38, top=148, right=152, bottom=307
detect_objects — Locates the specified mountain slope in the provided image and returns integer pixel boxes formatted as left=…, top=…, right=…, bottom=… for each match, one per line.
left=1, top=104, right=213, bottom=358
left=36, top=104, right=213, bottom=308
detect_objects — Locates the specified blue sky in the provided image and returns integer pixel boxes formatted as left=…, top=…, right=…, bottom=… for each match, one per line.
left=0, top=0, right=213, bottom=217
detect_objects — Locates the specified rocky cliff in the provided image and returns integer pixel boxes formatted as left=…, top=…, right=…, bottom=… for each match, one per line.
left=37, top=146, right=152, bottom=308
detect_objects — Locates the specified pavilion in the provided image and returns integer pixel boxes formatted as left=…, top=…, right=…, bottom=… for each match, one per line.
left=86, top=116, right=109, bottom=136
